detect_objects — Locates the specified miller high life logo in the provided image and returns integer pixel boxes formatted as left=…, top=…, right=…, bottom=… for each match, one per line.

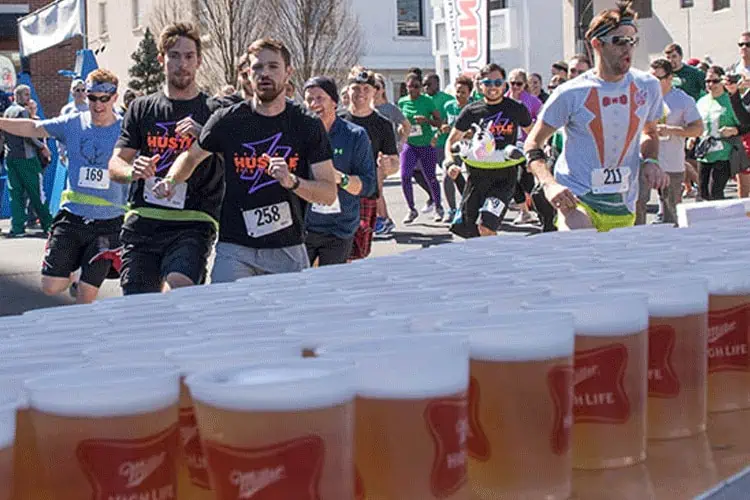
left=573, top=344, right=631, bottom=424
left=708, top=304, right=750, bottom=373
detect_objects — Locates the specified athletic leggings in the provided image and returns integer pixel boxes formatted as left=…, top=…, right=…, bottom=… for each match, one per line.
left=698, top=160, right=731, bottom=200
left=444, top=173, right=466, bottom=210
left=400, top=144, right=441, bottom=210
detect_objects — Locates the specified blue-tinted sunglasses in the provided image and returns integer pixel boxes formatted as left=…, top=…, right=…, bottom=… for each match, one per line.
left=481, top=78, right=505, bottom=87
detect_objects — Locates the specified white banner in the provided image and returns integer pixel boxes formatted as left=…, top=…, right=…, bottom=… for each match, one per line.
left=443, top=0, right=489, bottom=83
left=18, top=0, right=85, bottom=57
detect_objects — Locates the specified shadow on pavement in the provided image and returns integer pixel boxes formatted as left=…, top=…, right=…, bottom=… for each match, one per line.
left=391, top=230, right=455, bottom=248
left=0, top=275, right=67, bottom=317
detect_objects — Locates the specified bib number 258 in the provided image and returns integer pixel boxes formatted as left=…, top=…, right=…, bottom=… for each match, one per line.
left=255, top=205, right=282, bottom=226
left=243, top=201, right=293, bottom=238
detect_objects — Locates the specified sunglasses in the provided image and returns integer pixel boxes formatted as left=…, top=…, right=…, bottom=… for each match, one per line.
left=87, top=93, right=113, bottom=103
left=481, top=78, right=505, bottom=87
left=73, top=88, right=85, bottom=93
left=739, top=42, right=750, bottom=48
left=599, top=35, right=639, bottom=47
left=705, top=79, right=722, bottom=85
left=509, top=81, right=525, bottom=87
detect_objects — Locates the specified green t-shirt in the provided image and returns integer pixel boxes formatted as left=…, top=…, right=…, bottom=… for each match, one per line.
left=398, top=94, right=437, bottom=147
left=430, top=91, right=453, bottom=148
left=673, top=64, right=705, bottom=102
left=444, top=100, right=463, bottom=128
left=696, top=92, right=739, bottom=163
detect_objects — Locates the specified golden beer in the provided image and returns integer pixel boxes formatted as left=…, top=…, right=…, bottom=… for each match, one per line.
left=0, top=397, right=18, bottom=500
left=186, top=359, right=356, bottom=500
left=25, top=365, right=181, bottom=499
left=526, top=293, right=650, bottom=469
left=707, top=293, right=750, bottom=412
left=319, top=335, right=470, bottom=500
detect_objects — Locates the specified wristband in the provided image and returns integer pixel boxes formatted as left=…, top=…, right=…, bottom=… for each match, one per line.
left=165, top=177, right=177, bottom=186
left=642, top=158, right=660, bottom=166
left=526, top=148, right=547, bottom=163
left=288, top=174, right=301, bottom=191
left=125, top=169, right=133, bottom=183
left=340, top=173, right=350, bottom=189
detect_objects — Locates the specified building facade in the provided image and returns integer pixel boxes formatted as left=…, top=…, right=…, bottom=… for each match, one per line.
left=431, top=0, right=564, bottom=88
left=0, top=0, right=82, bottom=116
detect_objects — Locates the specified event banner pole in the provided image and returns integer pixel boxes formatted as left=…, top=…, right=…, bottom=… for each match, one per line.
left=443, top=0, right=490, bottom=82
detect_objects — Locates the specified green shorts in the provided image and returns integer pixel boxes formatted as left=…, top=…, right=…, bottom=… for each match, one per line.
left=577, top=201, right=635, bottom=232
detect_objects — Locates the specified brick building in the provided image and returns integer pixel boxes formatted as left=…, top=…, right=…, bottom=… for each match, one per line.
left=0, top=0, right=82, bottom=117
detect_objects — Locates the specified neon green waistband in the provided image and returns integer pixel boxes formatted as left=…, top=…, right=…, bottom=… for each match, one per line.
left=61, top=190, right=126, bottom=210
left=462, top=157, right=525, bottom=170
left=125, top=206, right=219, bottom=232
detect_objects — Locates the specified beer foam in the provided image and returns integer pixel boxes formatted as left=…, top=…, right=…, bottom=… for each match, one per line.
left=0, top=397, right=19, bottom=449
left=691, top=264, right=750, bottom=295
left=83, top=337, right=201, bottom=361
left=596, top=278, right=709, bottom=317
left=318, top=335, right=469, bottom=398
left=440, top=312, right=575, bottom=361
left=25, top=365, right=180, bottom=417
left=185, top=360, right=355, bottom=411
left=166, top=340, right=303, bottom=375
left=524, top=292, right=649, bottom=336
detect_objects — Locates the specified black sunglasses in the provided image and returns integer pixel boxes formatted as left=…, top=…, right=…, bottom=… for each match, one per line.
left=510, top=81, right=525, bottom=87
left=739, top=42, right=750, bottom=48
left=599, top=35, right=639, bottom=47
left=87, top=94, right=113, bottom=103
left=705, top=79, right=722, bottom=85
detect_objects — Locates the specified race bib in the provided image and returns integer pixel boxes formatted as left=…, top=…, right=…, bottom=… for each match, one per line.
left=409, top=123, right=423, bottom=137
left=480, top=197, right=505, bottom=218
left=243, top=201, right=293, bottom=238
left=143, top=177, right=187, bottom=209
left=708, top=139, right=725, bottom=154
left=78, top=167, right=110, bottom=190
left=591, top=167, right=631, bottom=195
left=311, top=195, right=341, bottom=215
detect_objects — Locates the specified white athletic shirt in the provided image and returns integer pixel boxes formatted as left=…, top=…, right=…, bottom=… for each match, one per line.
left=540, top=69, right=663, bottom=213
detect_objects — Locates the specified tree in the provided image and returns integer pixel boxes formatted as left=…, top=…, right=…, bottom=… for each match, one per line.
left=266, top=0, right=363, bottom=92
left=128, top=28, right=165, bottom=95
left=149, top=0, right=267, bottom=92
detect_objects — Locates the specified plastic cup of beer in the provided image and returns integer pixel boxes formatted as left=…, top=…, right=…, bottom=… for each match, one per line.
left=24, top=364, right=181, bottom=499
left=185, top=359, right=356, bottom=499
left=0, top=397, right=19, bottom=500
left=691, top=264, right=750, bottom=413
left=461, top=312, right=575, bottom=500
left=0, top=358, right=87, bottom=500
left=167, top=342, right=304, bottom=500
left=318, top=334, right=470, bottom=500
left=524, top=292, right=649, bottom=470
left=83, top=337, right=203, bottom=363
left=597, top=277, right=709, bottom=439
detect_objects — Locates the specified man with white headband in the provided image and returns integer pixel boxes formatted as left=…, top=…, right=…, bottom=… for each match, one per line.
left=524, top=0, right=669, bottom=232
left=60, top=79, right=89, bottom=116
left=0, top=69, right=128, bottom=303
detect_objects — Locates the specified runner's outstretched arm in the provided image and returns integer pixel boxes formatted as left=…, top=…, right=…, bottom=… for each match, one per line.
left=109, top=147, right=138, bottom=183
left=165, top=142, right=212, bottom=184
left=640, top=120, right=669, bottom=190
left=0, top=118, right=49, bottom=138
left=524, top=120, right=579, bottom=214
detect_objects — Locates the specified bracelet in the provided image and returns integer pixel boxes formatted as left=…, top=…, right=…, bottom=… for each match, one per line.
left=165, top=177, right=177, bottom=186
left=125, top=169, right=133, bottom=183
left=642, top=158, right=660, bottom=166
left=526, top=148, right=547, bottom=163
left=288, top=174, right=301, bottom=191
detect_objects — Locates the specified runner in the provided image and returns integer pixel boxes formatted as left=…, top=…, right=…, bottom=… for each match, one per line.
left=523, top=2, right=669, bottom=232
left=636, top=59, right=703, bottom=225
left=108, top=22, right=224, bottom=294
left=0, top=69, right=127, bottom=303
left=303, top=76, right=376, bottom=265
left=398, top=73, right=443, bottom=224
left=156, top=38, right=336, bottom=281
left=423, top=73, right=454, bottom=219
left=441, top=75, right=472, bottom=222
left=373, top=72, right=408, bottom=235
left=444, top=63, right=530, bottom=238
left=339, top=69, right=398, bottom=259
left=212, top=53, right=252, bottom=108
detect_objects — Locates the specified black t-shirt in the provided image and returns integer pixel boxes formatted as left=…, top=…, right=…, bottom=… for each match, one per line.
left=199, top=100, right=333, bottom=249
left=116, top=91, right=224, bottom=222
left=454, top=98, right=532, bottom=151
left=338, top=109, right=397, bottom=199
left=210, top=93, right=245, bottom=109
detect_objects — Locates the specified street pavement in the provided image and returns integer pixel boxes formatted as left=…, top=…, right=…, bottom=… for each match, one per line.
left=0, top=173, right=736, bottom=316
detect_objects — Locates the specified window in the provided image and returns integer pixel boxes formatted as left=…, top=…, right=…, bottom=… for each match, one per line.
left=132, top=0, right=142, bottom=29
left=489, top=0, right=507, bottom=9
left=680, top=0, right=694, bottom=7
left=435, top=22, right=447, bottom=52
left=98, top=2, right=108, bottom=35
left=713, top=0, right=730, bottom=10
left=630, top=0, right=652, bottom=18
left=397, top=0, right=424, bottom=37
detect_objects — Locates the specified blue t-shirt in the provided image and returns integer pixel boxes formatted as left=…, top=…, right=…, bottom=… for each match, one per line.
left=41, top=112, right=128, bottom=220
left=305, top=117, right=375, bottom=239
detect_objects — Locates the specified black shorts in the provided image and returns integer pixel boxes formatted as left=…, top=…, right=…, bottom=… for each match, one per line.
left=450, top=166, right=517, bottom=238
left=42, top=210, right=123, bottom=288
left=120, top=216, right=216, bottom=295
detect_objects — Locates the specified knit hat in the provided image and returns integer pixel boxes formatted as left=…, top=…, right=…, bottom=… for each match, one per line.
left=303, top=76, right=339, bottom=104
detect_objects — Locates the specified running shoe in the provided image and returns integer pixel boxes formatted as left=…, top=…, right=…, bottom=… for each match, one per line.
left=403, top=209, right=418, bottom=224
left=513, top=211, right=535, bottom=225
left=382, top=218, right=396, bottom=234
left=434, top=207, right=445, bottom=222
left=420, top=202, right=434, bottom=214
left=443, top=209, right=456, bottom=223
left=374, top=217, right=386, bottom=234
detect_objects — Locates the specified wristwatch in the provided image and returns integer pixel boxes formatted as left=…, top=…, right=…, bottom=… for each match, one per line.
left=340, top=173, right=350, bottom=189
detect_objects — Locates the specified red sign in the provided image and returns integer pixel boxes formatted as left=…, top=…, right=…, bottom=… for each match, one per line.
left=424, top=395, right=469, bottom=497
left=708, top=304, right=750, bottom=373
left=573, top=344, right=631, bottom=424
left=648, top=325, right=680, bottom=398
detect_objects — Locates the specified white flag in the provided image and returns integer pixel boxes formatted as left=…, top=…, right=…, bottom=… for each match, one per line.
left=18, top=0, right=85, bottom=57
left=442, top=0, right=489, bottom=83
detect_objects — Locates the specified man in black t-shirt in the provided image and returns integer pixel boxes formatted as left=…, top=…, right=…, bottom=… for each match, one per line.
left=108, top=22, right=224, bottom=295
left=444, top=63, right=531, bottom=238
left=155, top=38, right=336, bottom=282
left=338, top=69, right=398, bottom=260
